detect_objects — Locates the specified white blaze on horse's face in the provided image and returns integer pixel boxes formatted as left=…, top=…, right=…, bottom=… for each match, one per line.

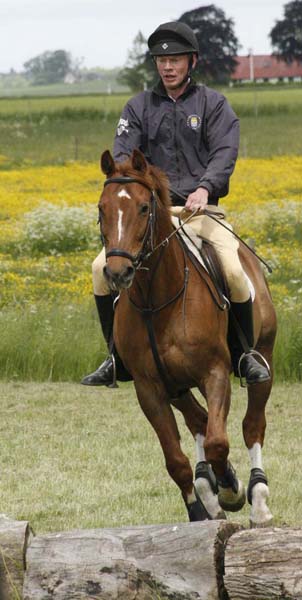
left=117, top=189, right=131, bottom=242
left=117, top=209, right=124, bottom=243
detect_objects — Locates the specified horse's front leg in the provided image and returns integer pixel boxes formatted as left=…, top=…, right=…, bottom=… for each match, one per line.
left=202, top=367, right=246, bottom=512
left=172, top=390, right=225, bottom=520
left=243, top=378, right=273, bottom=527
left=134, top=379, right=209, bottom=522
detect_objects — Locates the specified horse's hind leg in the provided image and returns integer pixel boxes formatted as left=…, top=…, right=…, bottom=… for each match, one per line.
left=172, top=390, right=226, bottom=519
left=134, top=380, right=209, bottom=522
left=243, top=378, right=273, bottom=527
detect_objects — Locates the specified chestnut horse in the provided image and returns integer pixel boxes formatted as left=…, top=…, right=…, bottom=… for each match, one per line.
left=98, top=148, right=277, bottom=527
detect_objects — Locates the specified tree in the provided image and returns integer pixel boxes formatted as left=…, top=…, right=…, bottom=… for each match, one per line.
left=117, top=31, right=152, bottom=92
left=23, top=50, right=74, bottom=85
left=178, top=5, right=240, bottom=83
left=270, top=0, right=302, bottom=63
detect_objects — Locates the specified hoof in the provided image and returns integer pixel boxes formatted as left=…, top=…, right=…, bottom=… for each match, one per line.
left=186, top=497, right=211, bottom=522
left=218, top=480, right=246, bottom=512
left=250, top=516, right=273, bottom=528
left=195, top=477, right=226, bottom=520
left=249, top=482, right=273, bottom=527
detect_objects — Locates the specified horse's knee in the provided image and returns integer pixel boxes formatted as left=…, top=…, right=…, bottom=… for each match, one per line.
left=204, top=435, right=229, bottom=466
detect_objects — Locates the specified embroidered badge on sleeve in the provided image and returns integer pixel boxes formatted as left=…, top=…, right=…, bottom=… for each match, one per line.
left=117, top=118, right=129, bottom=136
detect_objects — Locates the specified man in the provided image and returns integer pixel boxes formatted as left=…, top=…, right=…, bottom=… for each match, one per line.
left=81, top=21, right=270, bottom=387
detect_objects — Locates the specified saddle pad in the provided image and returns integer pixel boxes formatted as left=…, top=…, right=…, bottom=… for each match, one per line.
left=171, top=216, right=207, bottom=271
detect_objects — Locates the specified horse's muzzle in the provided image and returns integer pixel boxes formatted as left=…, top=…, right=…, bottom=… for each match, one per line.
left=103, top=263, right=135, bottom=291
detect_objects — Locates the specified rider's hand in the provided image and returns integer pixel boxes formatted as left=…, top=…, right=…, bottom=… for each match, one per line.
left=185, top=187, right=209, bottom=211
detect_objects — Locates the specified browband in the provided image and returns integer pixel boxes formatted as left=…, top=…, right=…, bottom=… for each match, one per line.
left=103, top=176, right=153, bottom=192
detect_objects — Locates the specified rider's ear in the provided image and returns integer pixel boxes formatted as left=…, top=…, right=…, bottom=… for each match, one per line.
left=132, top=149, right=147, bottom=173
left=100, top=150, right=115, bottom=176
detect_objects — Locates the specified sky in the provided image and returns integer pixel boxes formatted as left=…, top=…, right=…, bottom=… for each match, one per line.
left=0, top=0, right=287, bottom=73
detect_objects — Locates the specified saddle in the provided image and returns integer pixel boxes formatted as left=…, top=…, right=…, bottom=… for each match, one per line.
left=174, top=222, right=249, bottom=377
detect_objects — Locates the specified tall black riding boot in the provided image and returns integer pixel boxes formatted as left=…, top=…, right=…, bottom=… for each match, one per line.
left=230, top=298, right=270, bottom=385
left=81, top=294, right=132, bottom=386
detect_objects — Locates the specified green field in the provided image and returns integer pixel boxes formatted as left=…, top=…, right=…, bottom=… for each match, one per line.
left=1, top=86, right=302, bottom=167
left=0, top=85, right=302, bottom=541
left=0, top=381, right=301, bottom=534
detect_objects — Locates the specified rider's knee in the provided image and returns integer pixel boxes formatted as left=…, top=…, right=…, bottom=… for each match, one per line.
left=92, top=252, right=109, bottom=296
left=225, top=265, right=250, bottom=303
left=92, top=253, right=104, bottom=278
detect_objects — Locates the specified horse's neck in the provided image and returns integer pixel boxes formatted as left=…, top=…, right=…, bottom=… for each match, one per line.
left=134, top=212, right=185, bottom=306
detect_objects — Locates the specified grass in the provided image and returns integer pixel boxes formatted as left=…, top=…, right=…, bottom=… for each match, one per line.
left=1, top=87, right=302, bottom=168
left=0, top=381, right=300, bottom=534
left=0, top=303, right=105, bottom=383
left=0, top=302, right=301, bottom=384
left=0, top=94, right=130, bottom=116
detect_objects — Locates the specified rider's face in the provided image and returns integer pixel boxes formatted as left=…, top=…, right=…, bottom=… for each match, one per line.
left=155, top=54, right=194, bottom=92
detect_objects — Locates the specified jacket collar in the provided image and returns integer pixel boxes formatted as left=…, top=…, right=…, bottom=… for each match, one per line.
left=152, top=78, right=198, bottom=100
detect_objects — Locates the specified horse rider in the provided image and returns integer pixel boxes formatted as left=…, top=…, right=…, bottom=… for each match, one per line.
left=81, top=21, right=270, bottom=388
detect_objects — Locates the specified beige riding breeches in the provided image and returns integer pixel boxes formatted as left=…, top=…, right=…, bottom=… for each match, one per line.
left=92, top=205, right=250, bottom=303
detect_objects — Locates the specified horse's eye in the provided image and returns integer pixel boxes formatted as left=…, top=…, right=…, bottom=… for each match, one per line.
left=140, top=204, right=149, bottom=215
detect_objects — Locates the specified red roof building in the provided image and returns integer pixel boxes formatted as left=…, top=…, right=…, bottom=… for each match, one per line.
left=231, top=55, right=302, bottom=83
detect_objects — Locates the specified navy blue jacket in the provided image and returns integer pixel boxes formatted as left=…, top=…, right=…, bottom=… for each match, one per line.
left=113, top=80, right=239, bottom=205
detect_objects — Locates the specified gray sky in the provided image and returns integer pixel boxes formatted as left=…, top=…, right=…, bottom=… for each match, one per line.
left=0, top=0, right=286, bottom=73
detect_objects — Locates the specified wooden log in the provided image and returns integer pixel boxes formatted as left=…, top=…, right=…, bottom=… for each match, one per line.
left=23, top=521, right=240, bottom=600
left=224, top=527, right=302, bottom=599
left=0, top=514, right=32, bottom=600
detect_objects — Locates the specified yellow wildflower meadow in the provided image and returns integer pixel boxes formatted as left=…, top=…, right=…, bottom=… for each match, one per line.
left=0, top=156, right=301, bottom=308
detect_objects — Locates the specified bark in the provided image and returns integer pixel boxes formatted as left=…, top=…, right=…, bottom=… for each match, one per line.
left=224, top=527, right=302, bottom=599
left=0, top=514, right=32, bottom=600
left=23, top=521, right=240, bottom=600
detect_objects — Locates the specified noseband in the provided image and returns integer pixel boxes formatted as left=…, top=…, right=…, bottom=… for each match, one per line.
left=101, top=176, right=156, bottom=267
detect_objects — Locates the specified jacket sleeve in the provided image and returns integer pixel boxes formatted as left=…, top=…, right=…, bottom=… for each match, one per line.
left=113, top=97, right=145, bottom=162
left=199, top=93, right=239, bottom=198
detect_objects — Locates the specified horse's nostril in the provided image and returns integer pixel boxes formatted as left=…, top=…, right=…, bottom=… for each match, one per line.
left=126, top=265, right=135, bottom=278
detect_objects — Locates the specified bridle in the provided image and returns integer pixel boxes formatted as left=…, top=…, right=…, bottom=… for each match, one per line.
left=100, top=175, right=189, bottom=396
left=100, top=176, right=157, bottom=268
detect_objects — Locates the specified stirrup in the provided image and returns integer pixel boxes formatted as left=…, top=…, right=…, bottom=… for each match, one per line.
left=238, top=349, right=271, bottom=388
left=107, top=352, right=118, bottom=388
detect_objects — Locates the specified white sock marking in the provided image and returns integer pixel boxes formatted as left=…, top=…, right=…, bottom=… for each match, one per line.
left=195, top=433, right=206, bottom=463
left=250, top=483, right=272, bottom=526
left=248, top=442, right=263, bottom=470
left=117, top=209, right=123, bottom=242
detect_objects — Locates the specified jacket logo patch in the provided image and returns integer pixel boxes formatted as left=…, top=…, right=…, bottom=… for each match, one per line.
left=117, top=118, right=129, bottom=136
left=187, top=115, right=201, bottom=130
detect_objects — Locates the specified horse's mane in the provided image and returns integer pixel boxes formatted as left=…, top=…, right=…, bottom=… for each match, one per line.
left=115, top=159, right=172, bottom=212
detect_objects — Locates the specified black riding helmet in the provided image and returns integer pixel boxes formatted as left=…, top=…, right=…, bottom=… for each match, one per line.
left=148, top=21, right=199, bottom=56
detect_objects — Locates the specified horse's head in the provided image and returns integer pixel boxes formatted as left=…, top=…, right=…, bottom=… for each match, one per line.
left=99, top=149, right=170, bottom=292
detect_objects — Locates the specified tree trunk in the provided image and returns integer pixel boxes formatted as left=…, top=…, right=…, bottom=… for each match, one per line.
left=0, top=515, right=32, bottom=600
left=224, top=527, right=302, bottom=599
left=23, top=521, right=240, bottom=600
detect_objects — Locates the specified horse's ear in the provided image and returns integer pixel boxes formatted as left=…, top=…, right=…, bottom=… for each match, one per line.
left=100, top=150, right=115, bottom=176
left=132, top=149, right=147, bottom=173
